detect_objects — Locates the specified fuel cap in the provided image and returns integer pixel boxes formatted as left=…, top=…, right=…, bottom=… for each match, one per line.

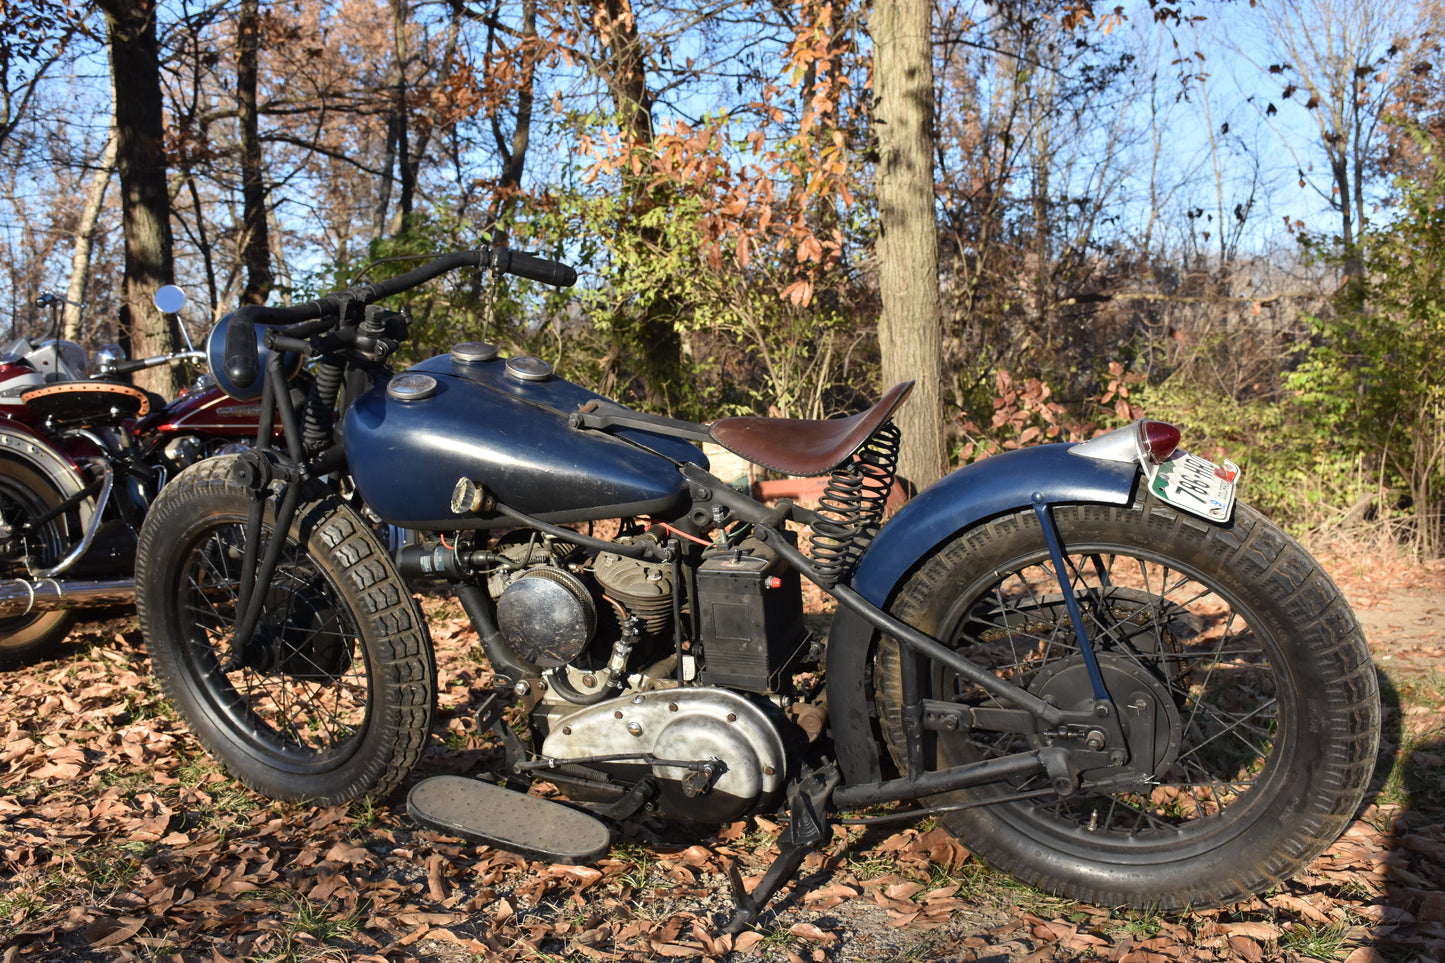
left=387, top=373, right=439, bottom=401
left=451, top=341, right=499, bottom=363
left=505, top=356, right=553, bottom=382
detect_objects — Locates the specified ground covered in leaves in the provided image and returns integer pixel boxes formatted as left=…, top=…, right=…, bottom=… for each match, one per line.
left=2, top=543, right=1443, bottom=963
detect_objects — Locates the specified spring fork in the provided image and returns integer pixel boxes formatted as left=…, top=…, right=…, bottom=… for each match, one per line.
left=231, top=350, right=308, bottom=658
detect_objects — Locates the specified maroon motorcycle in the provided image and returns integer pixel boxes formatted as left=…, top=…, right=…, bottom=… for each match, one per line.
left=0, top=287, right=274, bottom=664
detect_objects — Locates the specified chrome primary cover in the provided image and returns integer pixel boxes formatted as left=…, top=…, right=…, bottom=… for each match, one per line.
left=541, top=688, right=787, bottom=823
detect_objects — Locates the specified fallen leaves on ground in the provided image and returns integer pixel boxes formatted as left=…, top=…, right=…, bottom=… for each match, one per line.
left=2, top=557, right=1443, bottom=962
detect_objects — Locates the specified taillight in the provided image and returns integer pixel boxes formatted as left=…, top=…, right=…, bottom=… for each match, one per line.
left=1138, top=420, right=1181, bottom=464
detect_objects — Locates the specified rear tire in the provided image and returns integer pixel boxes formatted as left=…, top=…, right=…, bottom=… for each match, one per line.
left=135, top=455, right=434, bottom=804
left=0, top=458, right=79, bottom=665
left=873, top=493, right=1380, bottom=910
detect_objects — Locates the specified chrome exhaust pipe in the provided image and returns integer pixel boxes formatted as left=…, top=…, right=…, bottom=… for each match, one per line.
left=0, top=578, right=135, bottom=618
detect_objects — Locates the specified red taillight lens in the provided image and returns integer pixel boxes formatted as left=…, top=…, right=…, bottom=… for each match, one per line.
left=1138, top=420, right=1181, bottom=464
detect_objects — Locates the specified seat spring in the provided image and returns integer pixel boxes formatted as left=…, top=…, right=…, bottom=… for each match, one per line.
left=809, top=420, right=901, bottom=584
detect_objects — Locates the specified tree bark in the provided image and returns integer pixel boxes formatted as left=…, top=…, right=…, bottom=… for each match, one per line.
left=372, top=1, right=404, bottom=240
left=487, top=0, right=537, bottom=230
left=237, top=0, right=272, bottom=305
left=386, top=4, right=462, bottom=237
left=871, top=0, right=945, bottom=490
left=391, top=0, right=415, bottom=226
left=96, top=0, right=183, bottom=396
left=590, top=0, right=682, bottom=413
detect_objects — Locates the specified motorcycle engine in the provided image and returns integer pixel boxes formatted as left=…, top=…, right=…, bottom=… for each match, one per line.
left=477, top=531, right=804, bottom=823
left=490, top=534, right=674, bottom=669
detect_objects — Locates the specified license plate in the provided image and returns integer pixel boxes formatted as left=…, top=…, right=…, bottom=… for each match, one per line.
left=1145, top=450, right=1238, bottom=522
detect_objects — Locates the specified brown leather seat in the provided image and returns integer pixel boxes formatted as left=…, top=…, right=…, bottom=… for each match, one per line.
left=709, top=382, right=914, bottom=477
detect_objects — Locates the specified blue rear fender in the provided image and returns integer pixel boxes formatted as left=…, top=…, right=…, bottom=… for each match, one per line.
left=826, top=441, right=1142, bottom=786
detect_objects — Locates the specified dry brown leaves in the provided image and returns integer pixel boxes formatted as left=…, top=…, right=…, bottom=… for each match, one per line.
left=2, top=573, right=1444, bottom=963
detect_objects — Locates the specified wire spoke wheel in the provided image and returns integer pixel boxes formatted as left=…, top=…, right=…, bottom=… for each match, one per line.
left=137, top=455, right=434, bottom=804
left=874, top=494, right=1380, bottom=910
left=177, top=520, right=371, bottom=770
left=949, top=551, right=1278, bottom=840
left=0, top=457, right=80, bottom=663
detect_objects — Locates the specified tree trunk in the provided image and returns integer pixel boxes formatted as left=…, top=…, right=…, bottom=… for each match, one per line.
left=64, top=126, right=118, bottom=341
left=386, top=5, right=462, bottom=237
left=372, top=1, right=403, bottom=241
left=391, top=0, right=415, bottom=227
left=96, top=0, right=182, bottom=397
left=871, top=0, right=945, bottom=490
left=237, top=0, right=272, bottom=305
left=591, top=0, right=681, bottom=412
left=594, top=0, right=654, bottom=145
left=488, top=0, right=536, bottom=230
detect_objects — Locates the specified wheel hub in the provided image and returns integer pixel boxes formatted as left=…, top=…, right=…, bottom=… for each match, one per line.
left=240, top=579, right=352, bottom=680
left=1030, top=653, right=1182, bottom=786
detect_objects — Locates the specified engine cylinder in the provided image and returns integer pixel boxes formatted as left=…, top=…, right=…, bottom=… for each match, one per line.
left=592, top=548, right=672, bottom=637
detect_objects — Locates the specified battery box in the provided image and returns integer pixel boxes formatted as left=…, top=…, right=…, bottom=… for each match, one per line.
left=694, top=537, right=807, bottom=693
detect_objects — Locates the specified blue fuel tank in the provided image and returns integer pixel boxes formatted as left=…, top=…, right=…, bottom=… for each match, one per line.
left=342, top=344, right=707, bottom=529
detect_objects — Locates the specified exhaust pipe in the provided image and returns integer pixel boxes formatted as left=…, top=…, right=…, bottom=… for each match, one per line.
left=0, top=578, right=135, bottom=618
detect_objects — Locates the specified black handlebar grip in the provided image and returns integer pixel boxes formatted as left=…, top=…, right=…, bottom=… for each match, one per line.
left=225, top=310, right=259, bottom=389
left=497, top=249, right=578, bottom=288
left=109, top=358, right=149, bottom=375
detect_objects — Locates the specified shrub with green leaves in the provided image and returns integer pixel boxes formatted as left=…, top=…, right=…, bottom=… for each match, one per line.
left=1287, top=146, right=1445, bottom=552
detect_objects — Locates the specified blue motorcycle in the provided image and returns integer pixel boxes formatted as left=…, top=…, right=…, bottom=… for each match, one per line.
left=134, top=248, right=1380, bottom=930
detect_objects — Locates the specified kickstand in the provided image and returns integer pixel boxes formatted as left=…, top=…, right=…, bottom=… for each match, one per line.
left=723, top=760, right=840, bottom=935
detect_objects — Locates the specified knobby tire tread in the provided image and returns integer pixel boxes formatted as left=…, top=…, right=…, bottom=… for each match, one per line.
left=135, top=455, right=435, bottom=805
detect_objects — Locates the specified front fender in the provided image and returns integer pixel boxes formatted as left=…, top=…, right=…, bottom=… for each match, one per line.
left=826, top=442, right=1141, bottom=786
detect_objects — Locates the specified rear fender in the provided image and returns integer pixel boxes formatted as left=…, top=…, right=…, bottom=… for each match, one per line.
left=0, top=423, right=91, bottom=511
left=826, top=439, right=1142, bottom=785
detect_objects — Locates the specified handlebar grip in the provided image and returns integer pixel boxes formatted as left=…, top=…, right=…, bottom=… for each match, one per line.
left=108, top=358, right=151, bottom=375
left=496, top=249, right=577, bottom=288
left=225, top=310, right=259, bottom=390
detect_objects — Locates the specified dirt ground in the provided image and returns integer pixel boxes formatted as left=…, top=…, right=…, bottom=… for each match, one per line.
left=1, top=541, right=1443, bottom=963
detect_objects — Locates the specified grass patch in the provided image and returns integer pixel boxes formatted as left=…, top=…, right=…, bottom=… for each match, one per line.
left=611, top=841, right=654, bottom=890
left=0, top=882, right=50, bottom=923
left=1280, top=920, right=1351, bottom=960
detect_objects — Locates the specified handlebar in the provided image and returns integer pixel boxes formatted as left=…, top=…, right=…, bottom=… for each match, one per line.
left=224, top=247, right=576, bottom=391
left=35, top=292, right=84, bottom=309
left=493, top=248, right=578, bottom=287
left=105, top=350, right=207, bottom=376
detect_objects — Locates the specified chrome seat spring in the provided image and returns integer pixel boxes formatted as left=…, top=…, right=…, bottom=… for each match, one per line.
left=809, top=420, right=901, bottom=584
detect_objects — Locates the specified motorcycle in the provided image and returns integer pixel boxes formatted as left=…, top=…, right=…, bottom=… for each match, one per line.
left=0, top=287, right=272, bottom=664
left=132, top=248, right=1381, bottom=931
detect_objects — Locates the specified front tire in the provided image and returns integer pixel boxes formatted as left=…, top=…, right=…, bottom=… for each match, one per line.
left=873, top=493, right=1380, bottom=910
left=135, top=455, right=434, bottom=804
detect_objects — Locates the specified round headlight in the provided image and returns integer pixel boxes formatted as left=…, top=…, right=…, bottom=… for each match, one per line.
left=94, top=343, right=126, bottom=376
left=206, top=313, right=302, bottom=401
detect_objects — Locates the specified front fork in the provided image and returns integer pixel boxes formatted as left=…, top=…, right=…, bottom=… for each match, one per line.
left=227, top=348, right=312, bottom=659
